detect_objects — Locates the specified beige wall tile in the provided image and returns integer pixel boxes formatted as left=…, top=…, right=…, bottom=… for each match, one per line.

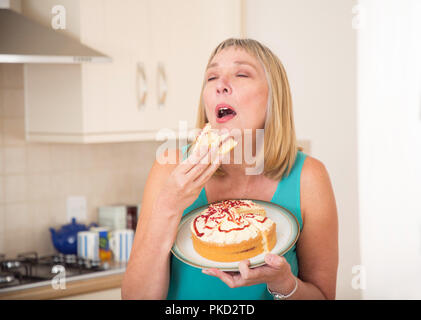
left=49, top=144, right=79, bottom=172
left=3, top=146, right=26, bottom=174
left=87, top=193, right=101, bottom=223
left=110, top=143, right=132, bottom=170
left=67, top=172, right=89, bottom=198
left=0, top=148, right=3, bottom=174
left=87, top=171, right=120, bottom=209
left=4, top=231, right=30, bottom=257
left=49, top=196, right=68, bottom=228
left=108, top=169, right=134, bottom=205
left=26, top=174, right=52, bottom=202
left=3, top=118, right=25, bottom=146
left=76, top=170, right=97, bottom=200
left=77, top=144, right=96, bottom=171
left=0, top=64, right=23, bottom=89
left=4, top=203, right=28, bottom=231
left=0, top=88, right=3, bottom=117
left=28, top=202, right=55, bottom=255
left=4, top=175, right=26, bottom=203
left=131, top=167, right=149, bottom=204
left=130, top=141, right=160, bottom=168
left=0, top=175, right=4, bottom=204
left=0, top=118, right=3, bottom=145
left=26, top=144, right=51, bottom=174
left=50, top=172, right=75, bottom=199
left=2, top=89, right=25, bottom=118
left=91, top=144, right=114, bottom=170
left=93, top=171, right=115, bottom=202
left=0, top=205, right=4, bottom=253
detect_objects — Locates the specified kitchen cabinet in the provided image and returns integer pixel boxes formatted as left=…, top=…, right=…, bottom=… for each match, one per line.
left=23, top=0, right=243, bottom=143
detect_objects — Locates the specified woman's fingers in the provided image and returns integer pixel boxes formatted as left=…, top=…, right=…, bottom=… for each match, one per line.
left=179, top=144, right=211, bottom=174
left=192, top=148, right=221, bottom=186
left=186, top=144, right=219, bottom=178
left=202, top=268, right=240, bottom=288
left=238, top=260, right=253, bottom=280
left=264, top=254, right=287, bottom=270
left=192, top=159, right=220, bottom=187
left=202, top=257, right=291, bottom=288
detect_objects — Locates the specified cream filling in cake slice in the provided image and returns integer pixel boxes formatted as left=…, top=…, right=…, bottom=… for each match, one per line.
left=231, top=200, right=266, bottom=216
left=192, top=123, right=238, bottom=155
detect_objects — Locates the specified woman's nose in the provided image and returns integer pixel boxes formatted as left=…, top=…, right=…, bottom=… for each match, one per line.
left=216, top=78, right=232, bottom=95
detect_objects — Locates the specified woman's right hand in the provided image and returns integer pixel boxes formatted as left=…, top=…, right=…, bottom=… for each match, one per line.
left=153, top=144, right=221, bottom=216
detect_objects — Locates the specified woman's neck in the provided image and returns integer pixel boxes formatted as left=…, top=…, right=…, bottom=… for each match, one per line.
left=218, top=134, right=263, bottom=179
left=219, top=160, right=261, bottom=185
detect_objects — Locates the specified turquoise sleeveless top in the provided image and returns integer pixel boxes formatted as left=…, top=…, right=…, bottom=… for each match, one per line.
left=167, top=145, right=307, bottom=300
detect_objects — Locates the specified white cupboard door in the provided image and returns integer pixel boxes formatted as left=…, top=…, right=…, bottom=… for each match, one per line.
left=149, top=0, right=243, bottom=134
left=104, top=0, right=153, bottom=134
left=80, top=0, right=108, bottom=134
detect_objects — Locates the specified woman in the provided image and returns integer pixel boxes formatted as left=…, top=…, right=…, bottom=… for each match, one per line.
left=121, top=38, right=338, bottom=300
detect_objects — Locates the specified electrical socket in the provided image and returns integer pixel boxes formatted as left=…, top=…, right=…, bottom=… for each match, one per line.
left=66, top=196, right=87, bottom=223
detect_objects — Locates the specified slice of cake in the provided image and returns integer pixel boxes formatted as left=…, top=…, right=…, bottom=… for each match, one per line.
left=191, top=200, right=276, bottom=262
left=192, top=123, right=238, bottom=155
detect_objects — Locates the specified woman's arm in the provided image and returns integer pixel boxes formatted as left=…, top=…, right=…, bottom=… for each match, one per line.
left=121, top=146, right=222, bottom=299
left=294, top=156, right=339, bottom=299
left=121, top=151, right=179, bottom=299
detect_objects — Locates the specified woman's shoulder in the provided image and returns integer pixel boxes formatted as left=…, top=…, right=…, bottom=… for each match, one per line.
left=301, top=155, right=328, bottom=179
left=300, top=155, right=332, bottom=196
left=300, top=155, right=336, bottom=223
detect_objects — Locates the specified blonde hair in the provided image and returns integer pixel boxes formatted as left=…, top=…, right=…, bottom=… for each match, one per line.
left=190, top=38, right=302, bottom=181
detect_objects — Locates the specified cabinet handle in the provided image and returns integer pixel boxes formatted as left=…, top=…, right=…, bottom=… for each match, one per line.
left=157, top=62, right=167, bottom=108
left=136, top=62, right=147, bottom=109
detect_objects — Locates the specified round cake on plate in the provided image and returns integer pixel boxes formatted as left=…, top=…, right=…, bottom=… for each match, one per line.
left=191, top=200, right=276, bottom=262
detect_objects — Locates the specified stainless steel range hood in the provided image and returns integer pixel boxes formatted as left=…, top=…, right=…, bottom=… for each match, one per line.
left=0, top=8, right=111, bottom=63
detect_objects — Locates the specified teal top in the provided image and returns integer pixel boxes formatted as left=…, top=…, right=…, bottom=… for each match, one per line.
left=167, top=145, right=307, bottom=300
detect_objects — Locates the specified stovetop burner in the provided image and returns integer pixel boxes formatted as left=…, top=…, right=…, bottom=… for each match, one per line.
left=0, top=251, right=109, bottom=290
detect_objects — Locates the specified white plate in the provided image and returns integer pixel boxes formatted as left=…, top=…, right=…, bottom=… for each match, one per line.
left=171, top=200, right=300, bottom=271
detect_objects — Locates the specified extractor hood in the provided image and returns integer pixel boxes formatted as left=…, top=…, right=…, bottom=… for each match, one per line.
left=0, top=8, right=111, bottom=63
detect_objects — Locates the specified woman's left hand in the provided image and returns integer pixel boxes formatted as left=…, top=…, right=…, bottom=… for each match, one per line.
left=202, top=253, right=297, bottom=295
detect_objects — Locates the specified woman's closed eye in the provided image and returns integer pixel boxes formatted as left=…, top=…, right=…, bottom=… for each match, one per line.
left=207, top=74, right=249, bottom=82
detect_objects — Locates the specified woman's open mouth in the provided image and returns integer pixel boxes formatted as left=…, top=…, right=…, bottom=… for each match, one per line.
left=215, top=104, right=237, bottom=123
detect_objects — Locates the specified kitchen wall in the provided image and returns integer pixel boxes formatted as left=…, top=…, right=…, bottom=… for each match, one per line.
left=0, top=63, right=161, bottom=257
left=246, top=0, right=360, bottom=299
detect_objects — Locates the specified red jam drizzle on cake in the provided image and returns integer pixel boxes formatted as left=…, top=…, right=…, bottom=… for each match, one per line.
left=193, top=200, right=265, bottom=238
left=191, top=199, right=276, bottom=262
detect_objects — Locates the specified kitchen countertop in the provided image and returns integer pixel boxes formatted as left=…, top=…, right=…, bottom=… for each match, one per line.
left=0, top=261, right=126, bottom=300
